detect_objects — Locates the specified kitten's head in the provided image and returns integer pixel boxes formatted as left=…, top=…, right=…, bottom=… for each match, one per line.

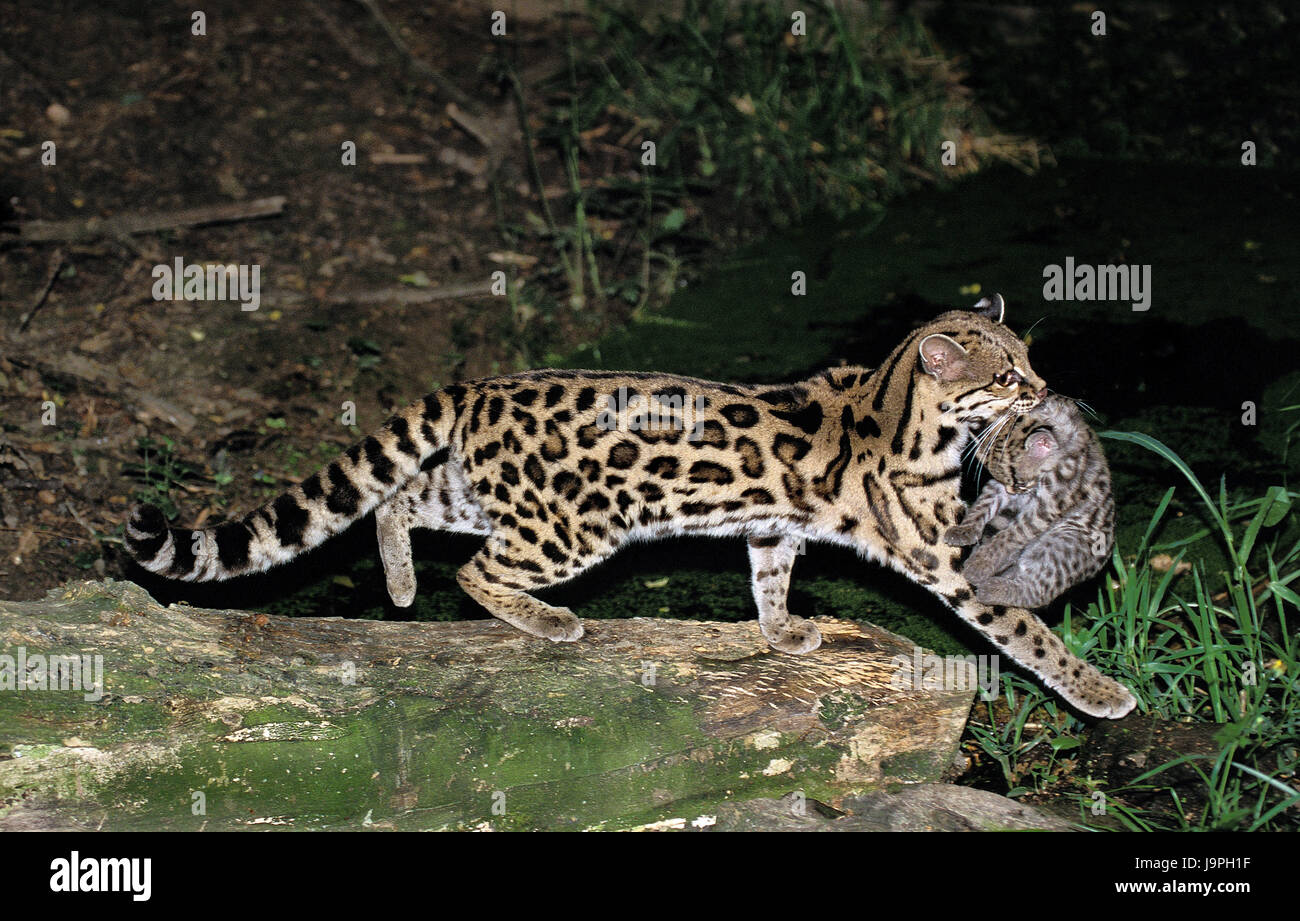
left=914, top=294, right=1047, bottom=432
left=982, top=395, right=1087, bottom=492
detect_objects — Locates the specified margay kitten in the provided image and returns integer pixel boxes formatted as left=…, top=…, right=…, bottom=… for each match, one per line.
left=127, top=295, right=1137, bottom=718
left=944, top=395, right=1115, bottom=608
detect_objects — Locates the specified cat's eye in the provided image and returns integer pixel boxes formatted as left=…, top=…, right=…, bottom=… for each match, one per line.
left=996, top=371, right=1024, bottom=387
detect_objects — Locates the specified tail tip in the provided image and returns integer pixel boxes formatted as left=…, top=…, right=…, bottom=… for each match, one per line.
left=129, top=503, right=167, bottom=534
left=125, top=503, right=170, bottom=561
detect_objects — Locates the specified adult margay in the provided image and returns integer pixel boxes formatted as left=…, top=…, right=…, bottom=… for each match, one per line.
left=128, top=295, right=1137, bottom=718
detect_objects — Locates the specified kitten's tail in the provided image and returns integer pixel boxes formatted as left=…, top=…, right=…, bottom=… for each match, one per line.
left=126, top=389, right=461, bottom=582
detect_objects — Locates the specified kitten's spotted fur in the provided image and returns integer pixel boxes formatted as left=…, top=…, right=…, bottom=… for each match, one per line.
left=944, top=394, right=1115, bottom=609
left=127, top=296, right=1136, bottom=718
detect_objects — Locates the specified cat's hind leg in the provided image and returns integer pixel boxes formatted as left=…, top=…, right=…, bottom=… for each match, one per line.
left=977, top=526, right=1103, bottom=608
left=747, top=535, right=821, bottom=654
left=456, top=526, right=621, bottom=643
left=374, top=466, right=492, bottom=607
left=457, top=537, right=584, bottom=642
left=375, top=501, right=417, bottom=607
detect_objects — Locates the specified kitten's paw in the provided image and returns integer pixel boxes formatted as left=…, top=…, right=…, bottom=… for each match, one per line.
left=944, top=525, right=981, bottom=547
left=763, top=617, right=822, bottom=655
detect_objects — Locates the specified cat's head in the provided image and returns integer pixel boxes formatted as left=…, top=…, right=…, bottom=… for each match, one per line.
left=914, top=294, right=1047, bottom=431
left=982, top=395, right=1087, bottom=492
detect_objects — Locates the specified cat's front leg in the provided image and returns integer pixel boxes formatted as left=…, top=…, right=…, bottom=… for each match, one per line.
left=944, top=482, right=1007, bottom=547
left=962, top=528, right=1023, bottom=584
left=747, top=535, right=821, bottom=654
left=923, top=554, right=1137, bottom=719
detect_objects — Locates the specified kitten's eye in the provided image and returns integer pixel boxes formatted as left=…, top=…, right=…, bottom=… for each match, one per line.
left=996, top=371, right=1024, bottom=387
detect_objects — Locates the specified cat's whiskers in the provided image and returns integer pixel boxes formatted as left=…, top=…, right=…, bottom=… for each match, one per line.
left=966, top=409, right=1013, bottom=483
left=1021, top=315, right=1048, bottom=341
left=965, top=407, right=1011, bottom=459
left=962, top=422, right=993, bottom=467
left=1046, top=387, right=1101, bottom=421
left=994, top=417, right=1018, bottom=476
left=978, top=414, right=1014, bottom=482
left=964, top=415, right=1003, bottom=467
left=977, top=408, right=1013, bottom=453
left=1072, top=399, right=1099, bottom=419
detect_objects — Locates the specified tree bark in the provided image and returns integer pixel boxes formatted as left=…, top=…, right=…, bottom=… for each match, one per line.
left=0, top=580, right=973, bottom=831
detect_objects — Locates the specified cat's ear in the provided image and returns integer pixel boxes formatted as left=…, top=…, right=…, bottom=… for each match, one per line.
left=919, top=334, right=969, bottom=381
left=1026, top=430, right=1057, bottom=458
left=973, top=293, right=1005, bottom=324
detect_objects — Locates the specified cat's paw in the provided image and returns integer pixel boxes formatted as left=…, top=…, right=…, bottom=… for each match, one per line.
left=944, top=525, right=981, bottom=547
left=763, top=616, right=822, bottom=655
left=1098, top=682, right=1139, bottom=720
left=519, top=608, right=585, bottom=643
left=1064, top=675, right=1138, bottom=720
left=388, top=584, right=417, bottom=608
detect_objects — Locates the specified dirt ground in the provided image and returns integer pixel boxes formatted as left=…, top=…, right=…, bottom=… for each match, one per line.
left=0, top=1, right=651, bottom=599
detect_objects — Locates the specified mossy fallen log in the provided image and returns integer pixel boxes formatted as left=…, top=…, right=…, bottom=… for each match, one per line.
left=705, top=786, right=1073, bottom=832
left=0, top=580, right=974, bottom=830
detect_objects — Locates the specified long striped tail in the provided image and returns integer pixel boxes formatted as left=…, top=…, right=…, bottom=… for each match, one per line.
left=125, top=389, right=459, bottom=581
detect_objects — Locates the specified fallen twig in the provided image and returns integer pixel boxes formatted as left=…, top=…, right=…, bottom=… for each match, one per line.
left=304, top=0, right=380, bottom=67
left=9, top=196, right=287, bottom=244
left=9, top=352, right=198, bottom=433
left=14, top=247, right=65, bottom=333
left=62, top=501, right=101, bottom=542
left=370, top=152, right=429, bottom=165
left=353, top=0, right=481, bottom=114
left=0, top=526, right=88, bottom=543
left=275, top=281, right=494, bottom=306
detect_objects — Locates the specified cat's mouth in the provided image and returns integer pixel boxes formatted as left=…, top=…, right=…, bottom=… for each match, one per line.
left=1013, top=384, right=1048, bottom=415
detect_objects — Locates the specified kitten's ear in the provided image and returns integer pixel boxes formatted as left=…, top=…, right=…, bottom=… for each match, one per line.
left=919, top=334, right=969, bottom=381
left=1026, top=430, right=1057, bottom=458
left=973, top=293, right=1005, bottom=324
